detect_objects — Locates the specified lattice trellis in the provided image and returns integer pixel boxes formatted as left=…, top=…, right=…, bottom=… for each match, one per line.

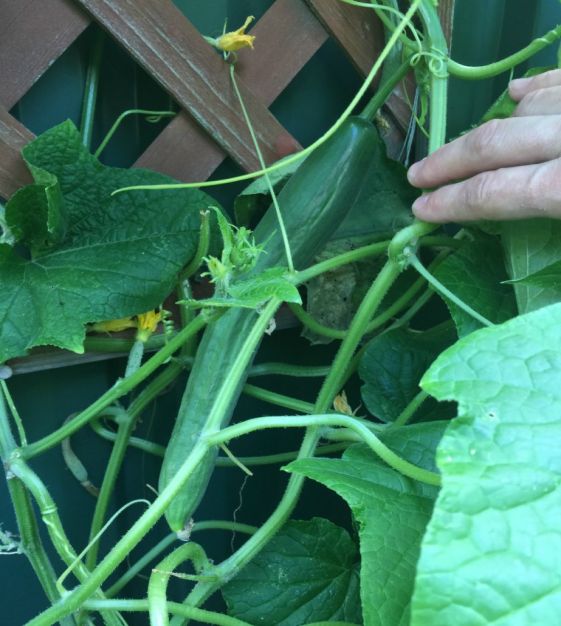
left=0, top=0, right=454, bottom=373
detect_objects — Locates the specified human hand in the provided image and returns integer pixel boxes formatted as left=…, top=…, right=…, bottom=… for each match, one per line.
left=407, top=69, right=561, bottom=222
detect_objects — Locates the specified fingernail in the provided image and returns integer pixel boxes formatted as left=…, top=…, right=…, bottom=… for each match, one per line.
left=412, top=194, right=429, bottom=215
left=509, top=77, right=531, bottom=95
left=408, top=158, right=426, bottom=185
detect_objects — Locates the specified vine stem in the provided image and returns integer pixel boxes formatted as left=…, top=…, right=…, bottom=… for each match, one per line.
left=407, top=253, right=494, bottom=327
left=0, top=395, right=73, bottom=621
left=80, top=30, right=104, bottom=149
left=94, top=109, right=176, bottom=159
left=229, top=65, right=294, bottom=273
left=206, top=414, right=440, bottom=485
left=83, top=600, right=253, bottom=626
left=86, top=361, right=183, bottom=571
left=148, top=542, right=210, bottom=626
left=112, top=0, right=424, bottom=196
left=448, top=23, right=561, bottom=79
left=21, top=312, right=211, bottom=460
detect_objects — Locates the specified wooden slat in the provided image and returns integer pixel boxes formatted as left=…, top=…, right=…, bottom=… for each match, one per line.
left=76, top=0, right=297, bottom=174
left=136, top=0, right=327, bottom=181
left=0, top=0, right=90, bottom=109
left=438, top=0, right=455, bottom=48
left=0, top=107, right=34, bottom=200
left=306, top=0, right=384, bottom=80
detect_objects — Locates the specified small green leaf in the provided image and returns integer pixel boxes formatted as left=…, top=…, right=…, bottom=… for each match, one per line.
left=411, top=303, right=561, bottom=625
left=433, top=233, right=516, bottom=336
left=184, top=267, right=301, bottom=310
left=0, top=121, right=217, bottom=362
left=504, top=258, right=561, bottom=289
left=358, top=324, right=455, bottom=422
left=222, top=518, right=362, bottom=626
left=288, top=423, right=444, bottom=626
left=501, top=219, right=561, bottom=313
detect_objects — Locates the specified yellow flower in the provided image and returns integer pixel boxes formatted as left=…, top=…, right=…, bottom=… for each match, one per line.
left=136, top=310, right=162, bottom=342
left=90, top=317, right=136, bottom=333
left=216, top=16, right=256, bottom=52
left=333, top=390, right=358, bottom=417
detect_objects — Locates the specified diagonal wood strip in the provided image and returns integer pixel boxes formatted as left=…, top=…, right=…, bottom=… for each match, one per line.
left=135, top=0, right=328, bottom=181
left=0, top=106, right=34, bottom=200
left=75, top=0, right=298, bottom=174
left=306, top=0, right=383, bottom=80
left=0, top=0, right=90, bottom=110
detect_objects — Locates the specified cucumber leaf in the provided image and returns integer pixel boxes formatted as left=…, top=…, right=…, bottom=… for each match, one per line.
left=504, top=258, right=561, bottom=289
left=411, top=303, right=561, bottom=625
left=222, top=518, right=362, bottom=626
left=287, top=423, right=445, bottom=626
left=182, top=267, right=301, bottom=310
left=0, top=120, right=215, bottom=363
left=501, top=219, right=561, bottom=313
left=358, top=324, right=455, bottom=422
left=433, top=233, right=516, bottom=336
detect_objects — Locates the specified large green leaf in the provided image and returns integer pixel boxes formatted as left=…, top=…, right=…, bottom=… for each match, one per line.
left=358, top=324, right=455, bottom=422
left=0, top=121, right=215, bottom=362
left=411, top=303, right=561, bottom=625
left=222, top=518, right=362, bottom=626
left=433, top=233, right=516, bottom=336
left=288, top=423, right=444, bottom=626
left=505, top=259, right=561, bottom=289
left=501, top=219, right=561, bottom=313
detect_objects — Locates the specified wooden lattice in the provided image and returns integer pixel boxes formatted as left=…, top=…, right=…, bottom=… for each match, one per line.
left=0, top=0, right=454, bottom=373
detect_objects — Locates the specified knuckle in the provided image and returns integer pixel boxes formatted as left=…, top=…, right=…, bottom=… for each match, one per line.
left=463, top=173, right=495, bottom=211
left=514, top=88, right=546, bottom=115
left=467, top=120, right=502, bottom=157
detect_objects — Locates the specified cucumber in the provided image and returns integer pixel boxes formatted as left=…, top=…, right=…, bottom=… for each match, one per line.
left=160, top=118, right=382, bottom=531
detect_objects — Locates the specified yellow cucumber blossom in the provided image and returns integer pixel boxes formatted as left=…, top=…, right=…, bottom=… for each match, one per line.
left=90, top=317, right=136, bottom=333
left=136, top=310, right=162, bottom=342
left=216, top=16, right=256, bottom=52
left=333, top=391, right=359, bottom=417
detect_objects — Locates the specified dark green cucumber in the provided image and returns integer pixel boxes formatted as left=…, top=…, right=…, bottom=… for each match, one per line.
left=160, top=118, right=382, bottom=531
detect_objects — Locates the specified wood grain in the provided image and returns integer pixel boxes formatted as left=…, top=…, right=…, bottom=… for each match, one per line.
left=135, top=0, right=327, bottom=181
left=76, top=0, right=298, bottom=174
left=0, top=107, right=34, bottom=200
left=0, top=0, right=90, bottom=109
left=438, top=0, right=456, bottom=48
left=306, top=0, right=384, bottom=80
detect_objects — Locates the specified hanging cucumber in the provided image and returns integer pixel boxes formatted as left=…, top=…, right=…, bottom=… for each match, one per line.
left=160, top=118, right=383, bottom=532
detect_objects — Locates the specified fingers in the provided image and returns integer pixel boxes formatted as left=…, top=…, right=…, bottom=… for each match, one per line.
left=407, top=116, right=561, bottom=188
left=513, top=86, right=561, bottom=117
left=509, top=69, right=561, bottom=101
left=411, top=158, right=561, bottom=223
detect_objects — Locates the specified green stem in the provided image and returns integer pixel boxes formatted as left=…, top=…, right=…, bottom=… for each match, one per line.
left=207, top=414, right=439, bottom=485
left=106, top=533, right=176, bottom=598
left=192, top=521, right=257, bottom=535
left=360, top=57, right=412, bottom=121
left=87, top=361, right=183, bottom=570
left=124, top=339, right=144, bottom=377
left=230, top=65, right=294, bottom=272
left=392, top=389, right=429, bottom=427
left=448, top=23, right=561, bottom=80
left=93, top=109, right=176, bottom=159
left=83, top=600, right=253, bottom=626
left=22, top=313, right=211, bottom=460
left=407, top=253, right=493, bottom=327
left=248, top=362, right=330, bottom=378
left=1, top=380, right=27, bottom=445
left=148, top=542, right=210, bottom=626
left=6, top=479, right=74, bottom=624
left=80, top=30, right=104, bottom=149
left=9, top=460, right=122, bottom=626
left=113, top=0, right=423, bottom=196
left=242, top=383, right=315, bottom=414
